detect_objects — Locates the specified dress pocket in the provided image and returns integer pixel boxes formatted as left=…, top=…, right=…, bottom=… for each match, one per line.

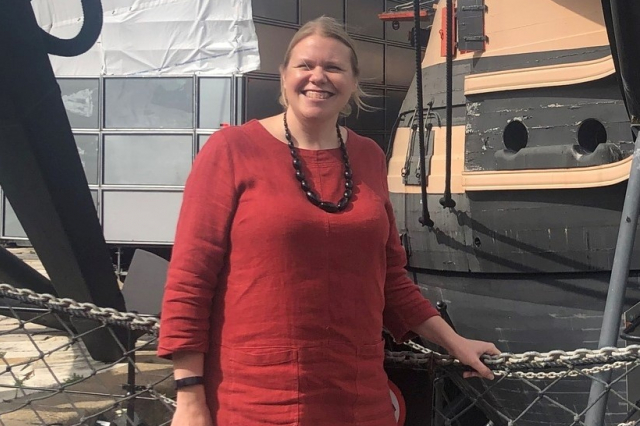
left=227, top=347, right=299, bottom=426
left=355, top=340, right=396, bottom=423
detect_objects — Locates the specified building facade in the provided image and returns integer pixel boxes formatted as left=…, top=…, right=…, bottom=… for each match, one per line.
left=3, top=0, right=420, bottom=245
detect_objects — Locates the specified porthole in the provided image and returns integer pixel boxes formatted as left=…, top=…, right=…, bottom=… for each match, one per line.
left=577, top=118, right=607, bottom=153
left=503, top=120, right=528, bottom=152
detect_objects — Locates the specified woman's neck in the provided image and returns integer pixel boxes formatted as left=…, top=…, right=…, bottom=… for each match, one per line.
left=284, top=111, right=340, bottom=150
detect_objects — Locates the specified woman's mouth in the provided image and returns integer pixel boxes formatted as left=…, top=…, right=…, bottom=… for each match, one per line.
left=302, top=90, right=333, bottom=100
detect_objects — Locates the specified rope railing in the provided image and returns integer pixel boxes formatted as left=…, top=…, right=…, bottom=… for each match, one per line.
left=1, top=282, right=639, bottom=425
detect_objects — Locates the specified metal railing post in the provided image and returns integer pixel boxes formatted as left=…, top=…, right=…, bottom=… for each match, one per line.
left=585, top=124, right=640, bottom=425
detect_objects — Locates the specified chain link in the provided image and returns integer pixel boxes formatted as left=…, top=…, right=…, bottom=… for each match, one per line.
left=0, top=283, right=160, bottom=335
left=148, top=389, right=177, bottom=409
left=3, top=282, right=640, bottom=426
left=3, top=282, right=640, bottom=379
left=386, top=337, right=640, bottom=379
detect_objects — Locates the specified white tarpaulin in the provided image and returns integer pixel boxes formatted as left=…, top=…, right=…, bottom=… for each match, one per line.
left=31, top=0, right=260, bottom=76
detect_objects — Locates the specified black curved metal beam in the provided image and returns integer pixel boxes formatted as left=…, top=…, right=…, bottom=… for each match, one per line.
left=41, top=0, right=103, bottom=57
left=0, top=246, right=55, bottom=295
left=0, top=0, right=125, bottom=362
left=601, top=0, right=640, bottom=123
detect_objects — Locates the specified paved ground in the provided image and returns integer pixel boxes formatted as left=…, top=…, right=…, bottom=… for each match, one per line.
left=0, top=247, right=173, bottom=425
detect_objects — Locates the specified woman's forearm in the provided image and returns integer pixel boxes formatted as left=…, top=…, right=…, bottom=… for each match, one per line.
left=173, top=351, right=205, bottom=379
left=412, top=315, right=500, bottom=380
left=411, top=315, right=463, bottom=351
left=173, top=351, right=207, bottom=402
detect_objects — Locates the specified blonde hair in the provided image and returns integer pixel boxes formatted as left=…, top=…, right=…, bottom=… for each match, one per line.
left=278, top=16, right=372, bottom=117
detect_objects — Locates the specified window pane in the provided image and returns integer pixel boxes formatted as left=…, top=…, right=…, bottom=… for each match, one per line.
left=3, top=199, right=26, bottom=239
left=235, top=76, right=245, bottom=124
left=253, top=24, right=297, bottom=75
left=198, top=133, right=213, bottom=152
left=385, top=22, right=414, bottom=44
left=384, top=0, right=416, bottom=43
left=58, top=79, right=100, bottom=129
left=245, top=78, right=282, bottom=121
left=105, top=78, right=193, bottom=129
left=353, top=40, right=384, bottom=84
left=3, top=192, right=98, bottom=239
left=347, top=0, right=384, bottom=38
left=199, top=78, right=232, bottom=129
left=91, top=190, right=98, bottom=210
left=75, top=134, right=99, bottom=185
left=300, top=0, right=343, bottom=23
left=386, top=46, right=417, bottom=86
left=102, top=191, right=183, bottom=243
left=103, top=135, right=192, bottom=185
left=252, top=0, right=297, bottom=23
left=345, top=88, right=384, bottom=131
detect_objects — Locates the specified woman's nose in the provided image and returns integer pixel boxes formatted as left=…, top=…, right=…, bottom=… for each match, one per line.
left=308, top=66, right=326, bottom=83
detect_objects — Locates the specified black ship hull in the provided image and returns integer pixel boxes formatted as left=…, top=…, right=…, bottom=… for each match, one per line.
left=412, top=269, right=640, bottom=426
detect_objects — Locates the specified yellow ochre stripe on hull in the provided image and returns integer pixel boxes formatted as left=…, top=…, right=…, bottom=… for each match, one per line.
left=386, top=126, right=632, bottom=195
left=423, top=0, right=609, bottom=68
left=464, top=55, right=615, bottom=96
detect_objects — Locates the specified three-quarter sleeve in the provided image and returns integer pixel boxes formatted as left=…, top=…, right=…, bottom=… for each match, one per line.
left=379, top=156, right=440, bottom=342
left=158, top=131, right=238, bottom=358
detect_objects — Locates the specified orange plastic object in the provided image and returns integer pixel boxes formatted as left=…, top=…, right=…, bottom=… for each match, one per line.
left=378, top=10, right=429, bottom=22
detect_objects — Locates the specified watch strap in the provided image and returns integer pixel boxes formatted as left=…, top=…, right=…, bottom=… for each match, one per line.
left=175, top=376, right=204, bottom=390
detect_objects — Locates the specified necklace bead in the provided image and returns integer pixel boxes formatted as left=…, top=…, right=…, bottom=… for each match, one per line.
left=283, top=112, right=353, bottom=213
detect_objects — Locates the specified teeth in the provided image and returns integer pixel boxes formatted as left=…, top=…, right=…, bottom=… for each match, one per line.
left=305, top=91, right=331, bottom=99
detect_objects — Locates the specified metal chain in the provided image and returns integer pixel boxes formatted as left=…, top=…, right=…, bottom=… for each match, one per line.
left=148, top=389, right=177, bottom=409
left=3, top=282, right=640, bottom=378
left=0, top=283, right=160, bottom=335
left=8, top=281, right=639, bottom=426
left=386, top=338, right=640, bottom=377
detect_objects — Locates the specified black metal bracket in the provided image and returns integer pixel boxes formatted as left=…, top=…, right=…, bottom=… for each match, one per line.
left=460, top=5, right=486, bottom=11
left=620, top=315, right=640, bottom=342
left=463, top=35, right=488, bottom=42
left=436, top=301, right=457, bottom=332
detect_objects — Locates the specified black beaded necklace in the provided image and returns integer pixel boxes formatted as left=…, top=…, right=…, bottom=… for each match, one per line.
left=283, top=112, right=353, bottom=213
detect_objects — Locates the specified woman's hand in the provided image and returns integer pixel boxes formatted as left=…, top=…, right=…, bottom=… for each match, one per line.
left=445, top=335, right=501, bottom=380
left=171, top=387, right=213, bottom=426
left=412, top=316, right=501, bottom=380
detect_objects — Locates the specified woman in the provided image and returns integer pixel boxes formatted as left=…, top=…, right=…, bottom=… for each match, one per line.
left=159, top=16, right=499, bottom=426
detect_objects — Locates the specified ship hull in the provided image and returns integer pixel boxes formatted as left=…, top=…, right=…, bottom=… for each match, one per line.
left=412, top=270, right=640, bottom=426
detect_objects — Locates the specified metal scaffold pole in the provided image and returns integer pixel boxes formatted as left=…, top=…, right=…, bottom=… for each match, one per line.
left=585, top=123, right=640, bottom=426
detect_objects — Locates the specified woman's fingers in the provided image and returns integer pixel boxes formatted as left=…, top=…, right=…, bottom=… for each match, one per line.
left=468, top=358, right=495, bottom=380
left=485, top=343, right=501, bottom=356
left=458, top=340, right=501, bottom=380
left=462, top=371, right=482, bottom=379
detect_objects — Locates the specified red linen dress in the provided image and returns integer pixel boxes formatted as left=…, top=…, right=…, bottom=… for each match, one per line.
left=158, top=120, right=439, bottom=426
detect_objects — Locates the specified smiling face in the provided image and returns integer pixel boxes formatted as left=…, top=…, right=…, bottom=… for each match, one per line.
left=280, top=35, right=358, bottom=124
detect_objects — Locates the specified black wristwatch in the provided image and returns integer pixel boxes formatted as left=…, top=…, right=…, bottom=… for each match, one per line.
left=175, top=376, right=204, bottom=390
